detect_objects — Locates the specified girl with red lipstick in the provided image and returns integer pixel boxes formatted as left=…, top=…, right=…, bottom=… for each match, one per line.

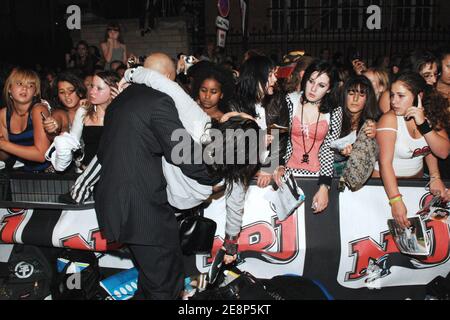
left=280, top=60, right=342, bottom=214
left=0, top=68, right=52, bottom=172
left=374, top=72, right=449, bottom=229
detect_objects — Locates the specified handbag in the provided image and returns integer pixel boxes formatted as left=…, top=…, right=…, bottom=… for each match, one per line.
left=177, top=204, right=217, bottom=256
left=339, top=121, right=379, bottom=192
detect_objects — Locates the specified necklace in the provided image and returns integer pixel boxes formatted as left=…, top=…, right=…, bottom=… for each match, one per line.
left=300, top=104, right=321, bottom=164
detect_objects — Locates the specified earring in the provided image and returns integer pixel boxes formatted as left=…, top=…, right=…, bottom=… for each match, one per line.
left=94, top=105, right=97, bottom=113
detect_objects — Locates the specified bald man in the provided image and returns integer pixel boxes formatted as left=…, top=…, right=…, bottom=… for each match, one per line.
left=70, top=53, right=212, bottom=208
left=94, top=53, right=221, bottom=299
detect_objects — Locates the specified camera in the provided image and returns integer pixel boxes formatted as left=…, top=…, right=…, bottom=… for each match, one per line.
left=183, top=55, right=195, bottom=65
left=182, top=55, right=196, bottom=75
left=127, top=55, right=147, bottom=68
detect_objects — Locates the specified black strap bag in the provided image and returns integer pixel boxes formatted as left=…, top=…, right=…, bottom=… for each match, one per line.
left=177, top=204, right=217, bottom=256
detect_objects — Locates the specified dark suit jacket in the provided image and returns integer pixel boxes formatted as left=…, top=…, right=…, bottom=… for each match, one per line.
left=95, top=84, right=219, bottom=247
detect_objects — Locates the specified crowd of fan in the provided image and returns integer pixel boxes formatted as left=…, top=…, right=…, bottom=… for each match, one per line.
left=0, top=21, right=449, bottom=229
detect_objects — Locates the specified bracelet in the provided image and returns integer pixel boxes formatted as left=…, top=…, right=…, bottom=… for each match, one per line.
left=417, top=121, right=432, bottom=135
left=389, top=195, right=403, bottom=205
left=389, top=193, right=402, bottom=200
left=223, top=238, right=238, bottom=256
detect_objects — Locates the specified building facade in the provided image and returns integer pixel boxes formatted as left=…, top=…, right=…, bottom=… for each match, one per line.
left=200, top=0, right=450, bottom=63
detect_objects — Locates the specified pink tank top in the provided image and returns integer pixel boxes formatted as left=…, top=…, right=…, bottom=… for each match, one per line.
left=287, top=117, right=329, bottom=172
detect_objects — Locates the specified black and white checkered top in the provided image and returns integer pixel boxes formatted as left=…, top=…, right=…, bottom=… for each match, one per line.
left=284, top=91, right=343, bottom=186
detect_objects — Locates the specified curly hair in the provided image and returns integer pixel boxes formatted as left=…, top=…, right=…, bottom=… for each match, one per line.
left=191, top=64, right=235, bottom=113
left=393, top=72, right=449, bottom=132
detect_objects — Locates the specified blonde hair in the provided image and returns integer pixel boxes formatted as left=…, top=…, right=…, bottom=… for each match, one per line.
left=363, top=67, right=389, bottom=92
left=3, top=67, right=41, bottom=112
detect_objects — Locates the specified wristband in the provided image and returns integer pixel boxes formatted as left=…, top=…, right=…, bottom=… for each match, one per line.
left=389, top=195, right=403, bottom=205
left=223, top=235, right=238, bottom=256
left=389, top=194, right=402, bottom=200
left=417, top=121, right=432, bottom=135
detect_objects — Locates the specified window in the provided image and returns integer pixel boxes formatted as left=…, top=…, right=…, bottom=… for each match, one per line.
left=341, top=0, right=360, bottom=29
left=290, top=0, right=307, bottom=31
left=396, top=0, right=434, bottom=28
left=270, top=0, right=307, bottom=31
left=271, top=0, right=284, bottom=31
left=321, top=0, right=338, bottom=29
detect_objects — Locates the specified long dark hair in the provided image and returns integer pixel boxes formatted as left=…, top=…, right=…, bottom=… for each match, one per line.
left=393, top=71, right=449, bottom=132
left=340, top=75, right=381, bottom=137
left=104, top=22, right=125, bottom=44
left=207, top=116, right=262, bottom=189
left=235, top=55, right=275, bottom=117
left=300, top=59, right=340, bottom=114
left=52, top=71, right=87, bottom=110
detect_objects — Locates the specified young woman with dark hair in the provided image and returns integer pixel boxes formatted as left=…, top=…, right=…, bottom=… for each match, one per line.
left=0, top=68, right=51, bottom=172
left=100, top=22, right=128, bottom=71
left=191, top=64, right=235, bottom=121
left=379, top=51, right=440, bottom=113
left=227, top=55, right=286, bottom=188
left=279, top=60, right=343, bottom=214
left=375, top=71, right=449, bottom=229
left=43, top=72, right=87, bottom=137
left=333, top=75, right=381, bottom=176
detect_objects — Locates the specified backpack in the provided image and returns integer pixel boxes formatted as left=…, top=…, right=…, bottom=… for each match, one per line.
left=339, top=121, right=379, bottom=192
left=0, top=245, right=52, bottom=300
left=52, top=249, right=104, bottom=300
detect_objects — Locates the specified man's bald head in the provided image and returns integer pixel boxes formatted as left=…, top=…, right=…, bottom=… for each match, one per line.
left=144, top=53, right=176, bottom=81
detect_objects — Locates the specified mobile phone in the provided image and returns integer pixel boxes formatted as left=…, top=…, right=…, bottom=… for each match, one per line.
left=40, top=112, right=47, bottom=121
left=413, top=95, right=419, bottom=107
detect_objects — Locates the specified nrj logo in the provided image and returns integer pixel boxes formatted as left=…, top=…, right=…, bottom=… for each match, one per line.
left=202, top=212, right=300, bottom=268
left=345, top=193, right=450, bottom=282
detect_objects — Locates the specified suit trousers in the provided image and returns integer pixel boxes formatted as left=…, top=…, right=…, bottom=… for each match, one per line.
left=128, top=243, right=184, bottom=300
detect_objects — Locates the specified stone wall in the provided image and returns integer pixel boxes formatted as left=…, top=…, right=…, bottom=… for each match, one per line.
left=70, top=18, right=189, bottom=59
